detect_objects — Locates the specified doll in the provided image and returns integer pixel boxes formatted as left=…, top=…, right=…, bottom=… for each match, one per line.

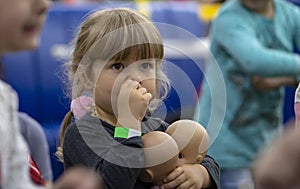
left=139, top=120, right=209, bottom=186
left=166, top=119, right=209, bottom=166
left=139, top=131, right=180, bottom=186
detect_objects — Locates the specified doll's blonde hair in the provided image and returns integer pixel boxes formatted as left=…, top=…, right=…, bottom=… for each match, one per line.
left=56, top=8, right=170, bottom=161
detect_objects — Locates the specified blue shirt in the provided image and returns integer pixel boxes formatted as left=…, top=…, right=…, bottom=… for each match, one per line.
left=196, top=0, right=300, bottom=169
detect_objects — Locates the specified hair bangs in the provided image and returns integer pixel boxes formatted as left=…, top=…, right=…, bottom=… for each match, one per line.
left=85, top=9, right=164, bottom=62
left=111, top=43, right=164, bottom=62
left=110, top=21, right=164, bottom=62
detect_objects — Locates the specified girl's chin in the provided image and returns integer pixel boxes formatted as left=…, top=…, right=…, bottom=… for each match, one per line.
left=23, top=37, right=40, bottom=50
left=23, top=28, right=41, bottom=45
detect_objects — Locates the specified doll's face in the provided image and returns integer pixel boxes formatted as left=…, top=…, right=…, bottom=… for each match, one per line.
left=0, top=0, right=49, bottom=53
left=140, top=123, right=209, bottom=186
left=139, top=131, right=180, bottom=186
left=178, top=138, right=201, bottom=165
left=166, top=120, right=209, bottom=166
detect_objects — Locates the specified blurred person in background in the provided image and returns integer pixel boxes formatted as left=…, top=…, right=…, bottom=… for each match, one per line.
left=0, top=0, right=103, bottom=188
left=195, top=0, right=300, bottom=188
left=252, top=82, right=300, bottom=189
left=18, top=112, right=54, bottom=188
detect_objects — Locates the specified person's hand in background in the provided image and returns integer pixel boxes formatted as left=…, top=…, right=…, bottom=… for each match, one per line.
left=252, top=126, right=300, bottom=189
left=252, top=76, right=296, bottom=92
left=53, top=167, right=103, bottom=189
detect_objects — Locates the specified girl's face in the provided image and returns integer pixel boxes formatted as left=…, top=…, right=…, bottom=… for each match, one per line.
left=94, top=58, right=157, bottom=118
left=0, top=0, right=50, bottom=53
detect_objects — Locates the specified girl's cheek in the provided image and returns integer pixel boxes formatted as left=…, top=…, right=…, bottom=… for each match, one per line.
left=142, top=79, right=156, bottom=94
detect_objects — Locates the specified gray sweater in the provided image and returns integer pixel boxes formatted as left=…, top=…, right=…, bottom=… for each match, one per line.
left=63, top=114, right=220, bottom=189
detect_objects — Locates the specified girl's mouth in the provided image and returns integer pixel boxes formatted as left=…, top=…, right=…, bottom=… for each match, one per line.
left=23, top=23, right=40, bottom=36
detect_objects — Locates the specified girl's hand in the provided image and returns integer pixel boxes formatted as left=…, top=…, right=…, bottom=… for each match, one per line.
left=161, top=164, right=210, bottom=189
left=116, top=79, right=152, bottom=131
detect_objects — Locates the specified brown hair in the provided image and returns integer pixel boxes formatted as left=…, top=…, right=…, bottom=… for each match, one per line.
left=56, top=8, right=170, bottom=161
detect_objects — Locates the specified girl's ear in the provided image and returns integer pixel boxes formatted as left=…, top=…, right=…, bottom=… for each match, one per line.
left=196, top=155, right=204, bottom=164
left=139, top=168, right=154, bottom=183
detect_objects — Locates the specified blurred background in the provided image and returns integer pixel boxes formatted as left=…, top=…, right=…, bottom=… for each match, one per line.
left=2, top=0, right=299, bottom=182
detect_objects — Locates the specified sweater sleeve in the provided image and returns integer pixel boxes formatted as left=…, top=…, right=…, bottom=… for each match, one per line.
left=290, top=3, right=300, bottom=54
left=212, top=11, right=300, bottom=76
left=0, top=82, right=45, bottom=189
left=63, top=119, right=145, bottom=189
left=99, top=136, right=144, bottom=189
left=18, top=112, right=52, bottom=182
left=201, top=155, right=220, bottom=189
left=289, top=3, right=300, bottom=83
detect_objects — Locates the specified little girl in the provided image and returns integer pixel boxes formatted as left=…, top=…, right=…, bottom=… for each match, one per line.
left=57, top=8, right=219, bottom=189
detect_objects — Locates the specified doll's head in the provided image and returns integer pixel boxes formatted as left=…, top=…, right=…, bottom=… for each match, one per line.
left=139, top=120, right=209, bottom=185
left=139, top=131, right=180, bottom=186
left=166, top=120, right=209, bottom=166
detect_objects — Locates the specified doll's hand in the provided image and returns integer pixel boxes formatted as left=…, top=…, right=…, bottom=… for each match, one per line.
left=116, top=79, right=152, bottom=130
left=161, top=164, right=210, bottom=189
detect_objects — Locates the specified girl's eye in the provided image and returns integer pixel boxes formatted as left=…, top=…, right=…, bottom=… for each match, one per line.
left=112, top=63, right=124, bottom=71
left=140, top=62, right=152, bottom=71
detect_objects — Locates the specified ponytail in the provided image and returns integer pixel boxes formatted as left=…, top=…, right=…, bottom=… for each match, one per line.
left=56, top=96, right=94, bottom=161
left=55, top=110, right=73, bottom=162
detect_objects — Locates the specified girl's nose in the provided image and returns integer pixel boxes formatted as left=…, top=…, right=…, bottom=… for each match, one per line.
left=126, top=67, right=143, bottom=83
left=129, top=74, right=142, bottom=83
